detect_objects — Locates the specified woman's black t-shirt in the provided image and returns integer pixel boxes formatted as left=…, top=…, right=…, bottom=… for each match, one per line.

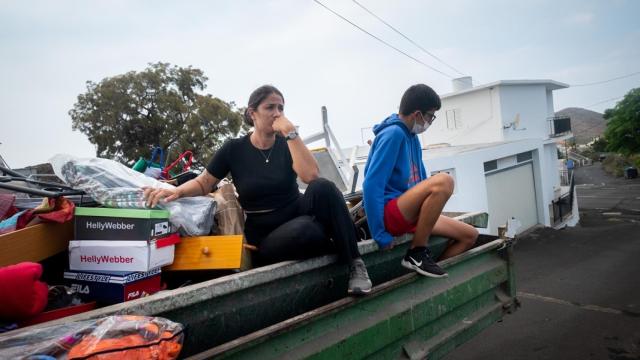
left=206, top=134, right=300, bottom=211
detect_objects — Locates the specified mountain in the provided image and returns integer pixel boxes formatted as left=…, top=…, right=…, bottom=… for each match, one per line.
left=555, top=107, right=606, bottom=144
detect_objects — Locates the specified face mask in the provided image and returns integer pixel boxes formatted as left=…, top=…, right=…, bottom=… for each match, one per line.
left=411, top=113, right=431, bottom=134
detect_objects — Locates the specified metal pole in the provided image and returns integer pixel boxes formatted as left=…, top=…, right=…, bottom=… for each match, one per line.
left=321, top=106, right=330, bottom=148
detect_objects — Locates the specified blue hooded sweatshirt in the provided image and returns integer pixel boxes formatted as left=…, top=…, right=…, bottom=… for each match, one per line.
left=363, top=113, right=427, bottom=248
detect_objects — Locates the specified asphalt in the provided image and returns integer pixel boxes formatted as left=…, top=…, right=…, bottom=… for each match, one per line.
left=447, top=163, right=640, bottom=360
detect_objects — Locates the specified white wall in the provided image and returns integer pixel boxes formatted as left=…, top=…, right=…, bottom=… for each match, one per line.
left=499, top=85, right=550, bottom=142
left=426, top=84, right=557, bottom=147
left=546, top=90, right=555, bottom=118
left=542, top=142, right=562, bottom=221
left=423, top=87, right=502, bottom=146
left=422, top=138, right=548, bottom=234
left=423, top=150, right=488, bottom=215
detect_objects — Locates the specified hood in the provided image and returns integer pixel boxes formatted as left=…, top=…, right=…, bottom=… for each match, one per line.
left=372, top=113, right=411, bottom=136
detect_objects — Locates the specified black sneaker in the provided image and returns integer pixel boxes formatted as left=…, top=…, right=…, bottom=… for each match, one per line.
left=401, top=247, right=448, bottom=278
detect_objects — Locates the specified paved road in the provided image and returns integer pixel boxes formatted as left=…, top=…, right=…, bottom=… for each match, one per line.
left=447, top=163, right=640, bottom=360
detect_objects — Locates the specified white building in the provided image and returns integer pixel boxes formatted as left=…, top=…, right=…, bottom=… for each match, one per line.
left=418, top=78, right=578, bottom=235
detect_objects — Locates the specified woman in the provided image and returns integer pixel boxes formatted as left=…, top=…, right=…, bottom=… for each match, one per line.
left=143, top=85, right=372, bottom=295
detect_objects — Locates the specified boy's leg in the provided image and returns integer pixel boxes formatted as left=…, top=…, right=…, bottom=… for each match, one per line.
left=395, top=173, right=454, bottom=248
left=432, top=215, right=479, bottom=259
left=394, top=173, right=453, bottom=277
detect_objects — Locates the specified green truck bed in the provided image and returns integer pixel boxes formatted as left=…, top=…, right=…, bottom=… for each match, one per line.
left=4, top=212, right=517, bottom=359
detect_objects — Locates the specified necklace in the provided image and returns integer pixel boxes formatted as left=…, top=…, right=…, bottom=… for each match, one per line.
left=257, top=146, right=274, bottom=163
left=251, top=133, right=275, bottom=163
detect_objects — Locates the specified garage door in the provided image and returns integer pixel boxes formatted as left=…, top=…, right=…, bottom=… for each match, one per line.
left=485, top=163, right=538, bottom=235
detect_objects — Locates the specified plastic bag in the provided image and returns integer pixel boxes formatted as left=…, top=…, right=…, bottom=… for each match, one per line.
left=0, top=315, right=183, bottom=359
left=49, top=154, right=215, bottom=236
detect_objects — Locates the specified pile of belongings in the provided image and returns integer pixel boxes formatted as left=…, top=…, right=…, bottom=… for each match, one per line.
left=50, top=154, right=215, bottom=236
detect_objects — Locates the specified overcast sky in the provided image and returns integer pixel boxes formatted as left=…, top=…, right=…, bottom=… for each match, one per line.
left=1, top=0, right=639, bottom=168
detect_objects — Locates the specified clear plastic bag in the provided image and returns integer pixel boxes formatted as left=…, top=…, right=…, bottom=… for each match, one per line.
left=0, top=315, right=184, bottom=359
left=49, top=154, right=215, bottom=236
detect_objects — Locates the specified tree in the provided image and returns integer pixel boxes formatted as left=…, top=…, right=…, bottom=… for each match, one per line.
left=590, top=137, right=608, bottom=153
left=70, top=62, right=248, bottom=165
left=603, top=88, right=640, bottom=155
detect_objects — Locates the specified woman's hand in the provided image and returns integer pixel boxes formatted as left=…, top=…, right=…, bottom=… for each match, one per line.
left=272, top=115, right=296, bottom=136
left=142, top=186, right=181, bottom=208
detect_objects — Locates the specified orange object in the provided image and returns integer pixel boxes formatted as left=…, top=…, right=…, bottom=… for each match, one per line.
left=68, top=316, right=183, bottom=360
left=165, top=235, right=243, bottom=270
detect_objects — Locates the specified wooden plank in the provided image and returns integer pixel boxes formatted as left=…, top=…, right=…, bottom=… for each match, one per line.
left=165, top=235, right=243, bottom=270
left=0, top=221, right=73, bottom=266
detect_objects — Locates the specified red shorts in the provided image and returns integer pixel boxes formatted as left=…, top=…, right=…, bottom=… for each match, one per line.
left=384, top=198, right=417, bottom=236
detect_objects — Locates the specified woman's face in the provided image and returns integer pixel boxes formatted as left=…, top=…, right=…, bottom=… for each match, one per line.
left=250, top=93, right=284, bottom=134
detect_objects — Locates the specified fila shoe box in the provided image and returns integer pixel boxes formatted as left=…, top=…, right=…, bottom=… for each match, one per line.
left=74, top=207, right=172, bottom=241
left=69, top=234, right=179, bottom=272
left=64, top=267, right=162, bottom=304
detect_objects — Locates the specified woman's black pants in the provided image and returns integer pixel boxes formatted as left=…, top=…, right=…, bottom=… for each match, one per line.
left=244, top=178, right=361, bottom=265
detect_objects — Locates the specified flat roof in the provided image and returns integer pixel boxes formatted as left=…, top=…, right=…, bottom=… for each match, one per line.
left=441, top=79, right=570, bottom=99
left=346, top=138, right=542, bottom=162
left=422, top=139, right=540, bottom=159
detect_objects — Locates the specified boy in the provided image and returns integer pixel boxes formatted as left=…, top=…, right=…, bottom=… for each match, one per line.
left=363, top=84, right=478, bottom=277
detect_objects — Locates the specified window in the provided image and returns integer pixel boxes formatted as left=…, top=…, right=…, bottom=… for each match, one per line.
left=517, top=151, right=532, bottom=163
left=445, top=109, right=462, bottom=130
left=454, top=109, right=463, bottom=129
left=446, top=110, right=455, bottom=130
left=484, top=160, right=498, bottom=172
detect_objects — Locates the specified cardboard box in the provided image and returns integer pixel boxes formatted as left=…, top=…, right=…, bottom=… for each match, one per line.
left=74, top=207, right=171, bottom=241
left=69, top=240, right=175, bottom=272
left=64, top=268, right=162, bottom=304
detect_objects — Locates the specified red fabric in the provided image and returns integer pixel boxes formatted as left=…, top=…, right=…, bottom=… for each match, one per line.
left=16, top=197, right=75, bottom=229
left=383, top=198, right=416, bottom=236
left=0, top=194, right=18, bottom=220
left=0, top=262, right=48, bottom=320
left=38, top=196, right=75, bottom=223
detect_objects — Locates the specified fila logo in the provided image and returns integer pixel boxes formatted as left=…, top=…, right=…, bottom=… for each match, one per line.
left=71, top=284, right=90, bottom=294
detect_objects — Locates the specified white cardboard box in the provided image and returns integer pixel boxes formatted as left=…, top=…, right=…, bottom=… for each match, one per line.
left=69, top=240, right=174, bottom=272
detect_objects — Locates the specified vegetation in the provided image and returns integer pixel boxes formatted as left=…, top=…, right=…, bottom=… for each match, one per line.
left=603, top=88, right=640, bottom=155
left=601, top=154, right=640, bottom=177
left=70, top=63, right=248, bottom=165
left=591, top=137, right=608, bottom=153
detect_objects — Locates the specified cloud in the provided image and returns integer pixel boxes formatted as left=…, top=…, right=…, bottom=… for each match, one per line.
left=565, top=12, right=594, bottom=25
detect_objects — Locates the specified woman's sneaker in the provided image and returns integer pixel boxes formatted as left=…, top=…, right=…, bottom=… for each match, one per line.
left=401, top=247, right=448, bottom=278
left=348, top=258, right=372, bottom=295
